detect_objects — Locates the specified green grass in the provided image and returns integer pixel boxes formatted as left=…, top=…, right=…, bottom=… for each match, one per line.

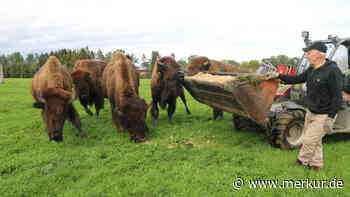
left=0, top=78, right=349, bottom=197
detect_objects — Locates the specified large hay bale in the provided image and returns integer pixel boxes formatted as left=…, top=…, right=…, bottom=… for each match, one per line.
left=183, top=73, right=279, bottom=125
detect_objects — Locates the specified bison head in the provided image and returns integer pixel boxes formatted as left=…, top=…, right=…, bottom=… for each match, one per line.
left=35, top=88, right=74, bottom=142
left=115, top=98, right=149, bottom=142
left=156, top=56, right=182, bottom=108
left=186, top=56, right=211, bottom=76
left=156, top=56, right=181, bottom=80
left=71, top=70, right=94, bottom=104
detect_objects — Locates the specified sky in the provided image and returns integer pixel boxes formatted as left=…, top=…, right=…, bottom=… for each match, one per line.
left=1, top=0, right=350, bottom=62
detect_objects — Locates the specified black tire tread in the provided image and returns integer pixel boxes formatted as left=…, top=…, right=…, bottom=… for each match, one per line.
left=269, top=110, right=305, bottom=150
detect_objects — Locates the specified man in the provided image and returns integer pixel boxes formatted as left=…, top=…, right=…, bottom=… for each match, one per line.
left=272, top=42, right=343, bottom=170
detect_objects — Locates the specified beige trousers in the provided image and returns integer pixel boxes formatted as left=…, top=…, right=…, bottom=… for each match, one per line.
left=298, top=111, right=335, bottom=168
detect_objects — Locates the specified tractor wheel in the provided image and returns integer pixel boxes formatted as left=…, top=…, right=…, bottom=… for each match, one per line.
left=269, top=110, right=305, bottom=150
left=232, top=114, right=264, bottom=132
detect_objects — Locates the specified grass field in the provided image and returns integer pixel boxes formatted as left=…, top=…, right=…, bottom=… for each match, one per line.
left=1, top=78, right=349, bottom=196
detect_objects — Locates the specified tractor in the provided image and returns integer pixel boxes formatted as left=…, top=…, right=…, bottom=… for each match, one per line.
left=234, top=31, right=350, bottom=149
left=179, top=31, right=350, bottom=150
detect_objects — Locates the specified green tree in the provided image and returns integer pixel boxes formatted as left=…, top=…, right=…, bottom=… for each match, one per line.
left=222, top=59, right=240, bottom=67
left=37, top=53, right=49, bottom=68
left=25, top=53, right=37, bottom=77
left=262, top=55, right=300, bottom=67
left=6, top=52, right=24, bottom=77
left=247, top=60, right=261, bottom=70
left=177, top=58, right=187, bottom=70
left=104, top=52, right=113, bottom=62
left=96, top=49, right=105, bottom=60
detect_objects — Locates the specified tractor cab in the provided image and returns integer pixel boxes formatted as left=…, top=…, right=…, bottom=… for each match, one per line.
left=268, top=33, right=350, bottom=149
left=298, top=32, right=350, bottom=74
left=254, top=32, right=350, bottom=149
left=180, top=31, right=350, bottom=150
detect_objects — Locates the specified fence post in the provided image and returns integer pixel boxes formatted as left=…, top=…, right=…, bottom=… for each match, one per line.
left=0, top=63, right=4, bottom=84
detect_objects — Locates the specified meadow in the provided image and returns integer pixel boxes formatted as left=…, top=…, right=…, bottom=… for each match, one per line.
left=0, top=78, right=349, bottom=197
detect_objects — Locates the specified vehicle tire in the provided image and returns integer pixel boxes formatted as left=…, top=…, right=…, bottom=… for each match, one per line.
left=232, top=114, right=264, bottom=132
left=269, top=110, right=305, bottom=150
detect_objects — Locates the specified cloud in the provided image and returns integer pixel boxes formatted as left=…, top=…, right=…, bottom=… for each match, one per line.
left=1, top=0, right=350, bottom=61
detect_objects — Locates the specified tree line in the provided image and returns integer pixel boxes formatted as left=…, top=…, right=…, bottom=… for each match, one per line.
left=0, top=47, right=300, bottom=78
left=0, top=47, right=139, bottom=78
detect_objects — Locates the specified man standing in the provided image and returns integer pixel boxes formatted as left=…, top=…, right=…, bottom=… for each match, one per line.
left=273, top=42, right=343, bottom=170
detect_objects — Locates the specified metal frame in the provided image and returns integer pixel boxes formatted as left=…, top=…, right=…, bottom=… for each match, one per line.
left=282, top=32, right=350, bottom=134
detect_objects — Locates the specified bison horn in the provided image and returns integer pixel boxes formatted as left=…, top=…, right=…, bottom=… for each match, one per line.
left=68, top=89, right=76, bottom=103
left=157, top=61, right=165, bottom=66
left=38, top=91, right=47, bottom=104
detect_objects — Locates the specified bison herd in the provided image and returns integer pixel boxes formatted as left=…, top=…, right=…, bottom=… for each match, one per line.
left=31, top=52, right=246, bottom=143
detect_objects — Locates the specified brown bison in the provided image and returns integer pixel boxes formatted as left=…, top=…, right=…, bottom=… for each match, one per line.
left=186, top=56, right=250, bottom=120
left=103, top=52, right=149, bottom=142
left=31, top=56, right=86, bottom=142
left=71, top=59, right=107, bottom=116
left=187, top=56, right=250, bottom=76
left=150, top=56, right=191, bottom=127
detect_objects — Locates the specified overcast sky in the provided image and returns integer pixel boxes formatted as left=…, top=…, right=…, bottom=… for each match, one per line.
left=1, top=0, right=349, bottom=62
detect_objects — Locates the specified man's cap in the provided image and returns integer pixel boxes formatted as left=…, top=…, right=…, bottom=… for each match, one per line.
left=303, top=42, right=328, bottom=53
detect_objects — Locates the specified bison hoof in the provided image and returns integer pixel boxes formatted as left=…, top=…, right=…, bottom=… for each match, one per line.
left=78, top=133, right=90, bottom=138
left=33, top=102, right=45, bottom=109
left=208, top=116, right=223, bottom=121
left=50, top=136, right=63, bottom=142
left=131, top=136, right=146, bottom=143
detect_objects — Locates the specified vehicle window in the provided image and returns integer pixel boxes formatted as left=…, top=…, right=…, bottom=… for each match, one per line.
left=326, top=44, right=335, bottom=58
left=298, top=56, right=309, bottom=74
left=332, top=44, right=349, bottom=72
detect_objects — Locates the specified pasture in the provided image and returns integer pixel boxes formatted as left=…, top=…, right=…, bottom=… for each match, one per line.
left=0, top=78, right=349, bottom=196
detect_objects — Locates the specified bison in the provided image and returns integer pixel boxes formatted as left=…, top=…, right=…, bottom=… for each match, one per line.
left=150, top=56, right=191, bottom=127
left=71, top=59, right=107, bottom=116
left=186, top=56, right=250, bottom=120
left=31, top=56, right=86, bottom=142
left=103, top=52, right=149, bottom=142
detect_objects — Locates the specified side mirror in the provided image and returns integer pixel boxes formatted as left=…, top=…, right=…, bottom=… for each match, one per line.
left=302, top=31, right=309, bottom=39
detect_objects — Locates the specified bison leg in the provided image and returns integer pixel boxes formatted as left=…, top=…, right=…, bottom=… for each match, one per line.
left=40, top=110, right=62, bottom=142
left=212, top=108, right=223, bottom=120
left=79, top=97, right=94, bottom=116
left=167, top=98, right=177, bottom=122
left=84, top=106, right=94, bottom=116
left=130, top=135, right=146, bottom=143
left=40, top=110, right=63, bottom=142
left=94, top=88, right=104, bottom=117
left=67, top=104, right=87, bottom=138
left=151, top=99, right=159, bottom=128
left=110, top=104, right=123, bottom=132
left=50, top=129, right=64, bottom=142
left=179, top=93, right=191, bottom=115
